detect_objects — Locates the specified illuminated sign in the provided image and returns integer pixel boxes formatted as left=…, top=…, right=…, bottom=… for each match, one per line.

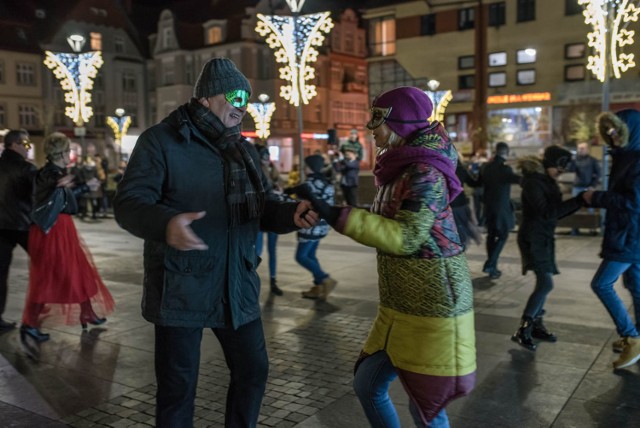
left=487, top=92, right=552, bottom=104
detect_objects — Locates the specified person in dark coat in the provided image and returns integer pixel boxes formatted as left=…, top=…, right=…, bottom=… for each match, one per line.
left=511, top=146, right=581, bottom=351
left=113, top=57, right=318, bottom=428
left=0, top=130, right=37, bottom=331
left=565, top=142, right=600, bottom=235
left=334, top=146, right=360, bottom=206
left=582, top=109, right=640, bottom=370
left=479, top=142, right=521, bottom=279
left=451, top=159, right=482, bottom=249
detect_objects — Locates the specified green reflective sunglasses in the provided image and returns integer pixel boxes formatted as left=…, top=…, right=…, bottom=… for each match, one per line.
left=225, top=89, right=250, bottom=108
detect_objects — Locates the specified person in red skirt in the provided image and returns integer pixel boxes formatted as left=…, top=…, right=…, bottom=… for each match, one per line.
left=20, top=132, right=115, bottom=345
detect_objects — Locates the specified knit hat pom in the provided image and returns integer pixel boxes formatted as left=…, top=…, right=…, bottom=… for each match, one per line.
left=193, top=57, right=252, bottom=98
left=372, top=86, right=433, bottom=138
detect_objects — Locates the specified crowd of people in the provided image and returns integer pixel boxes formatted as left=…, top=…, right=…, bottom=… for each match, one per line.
left=1, top=56, right=639, bottom=427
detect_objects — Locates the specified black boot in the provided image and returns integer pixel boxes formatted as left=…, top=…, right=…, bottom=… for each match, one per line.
left=532, top=310, right=557, bottom=342
left=511, top=317, right=537, bottom=351
left=270, top=278, right=283, bottom=296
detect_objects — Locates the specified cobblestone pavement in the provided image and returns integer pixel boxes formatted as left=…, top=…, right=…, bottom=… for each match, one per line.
left=1, top=217, right=639, bottom=427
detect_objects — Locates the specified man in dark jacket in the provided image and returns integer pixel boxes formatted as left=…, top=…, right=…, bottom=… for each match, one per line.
left=583, top=109, right=640, bottom=370
left=480, top=142, right=521, bottom=279
left=565, top=142, right=600, bottom=235
left=0, top=129, right=37, bottom=331
left=113, top=58, right=318, bottom=428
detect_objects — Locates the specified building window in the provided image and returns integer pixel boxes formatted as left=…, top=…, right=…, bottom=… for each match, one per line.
left=517, top=69, right=536, bottom=85
left=114, top=36, right=125, bottom=53
left=54, top=109, right=66, bottom=126
left=162, top=27, right=174, bottom=49
left=163, top=65, right=174, bottom=85
left=421, top=14, right=436, bottom=35
left=90, top=32, right=102, bottom=50
left=565, top=64, right=585, bottom=81
left=565, top=43, right=586, bottom=59
left=458, top=74, right=475, bottom=90
left=207, top=27, right=222, bottom=45
left=0, top=61, right=4, bottom=83
left=489, top=2, right=506, bottom=27
left=458, top=55, right=474, bottom=70
left=489, top=72, right=507, bottom=87
left=16, top=63, right=35, bottom=86
left=565, top=0, right=582, bottom=16
left=458, top=7, right=475, bottom=30
left=488, top=52, right=507, bottom=67
left=0, top=104, right=5, bottom=127
left=517, top=0, right=536, bottom=22
left=369, top=16, right=396, bottom=56
left=517, top=48, right=537, bottom=64
left=122, top=72, right=136, bottom=92
left=18, top=105, right=37, bottom=127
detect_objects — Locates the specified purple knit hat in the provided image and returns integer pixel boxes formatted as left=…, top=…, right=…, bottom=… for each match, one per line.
left=369, top=87, right=433, bottom=138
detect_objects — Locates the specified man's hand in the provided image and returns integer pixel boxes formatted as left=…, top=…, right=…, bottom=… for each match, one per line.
left=166, top=211, right=209, bottom=251
left=294, top=200, right=319, bottom=229
left=56, top=175, right=75, bottom=188
left=582, top=190, right=594, bottom=206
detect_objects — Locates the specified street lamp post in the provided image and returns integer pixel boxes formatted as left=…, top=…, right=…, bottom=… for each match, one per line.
left=247, top=94, right=276, bottom=143
left=255, top=0, right=333, bottom=180
left=106, top=108, right=131, bottom=163
left=44, top=34, right=104, bottom=156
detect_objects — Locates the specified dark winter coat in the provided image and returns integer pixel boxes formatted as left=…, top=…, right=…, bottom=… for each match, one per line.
left=334, top=158, right=360, bottom=188
left=479, top=155, right=521, bottom=233
left=0, top=149, right=37, bottom=231
left=113, top=105, right=300, bottom=329
left=516, top=157, right=581, bottom=274
left=590, top=109, right=640, bottom=263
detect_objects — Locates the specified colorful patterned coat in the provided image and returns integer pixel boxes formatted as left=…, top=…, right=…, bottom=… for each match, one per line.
left=334, top=132, right=476, bottom=421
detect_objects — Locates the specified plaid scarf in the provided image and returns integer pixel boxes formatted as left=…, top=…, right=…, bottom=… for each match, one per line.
left=187, top=98, right=264, bottom=226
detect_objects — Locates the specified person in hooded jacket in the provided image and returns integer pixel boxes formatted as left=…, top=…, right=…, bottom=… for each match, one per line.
left=582, top=109, right=640, bottom=370
left=291, top=86, right=475, bottom=428
left=511, top=146, right=582, bottom=351
left=113, top=58, right=318, bottom=428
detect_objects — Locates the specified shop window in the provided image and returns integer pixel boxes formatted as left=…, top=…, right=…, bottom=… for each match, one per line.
left=458, top=55, right=474, bottom=70
left=517, top=69, right=536, bottom=85
left=517, top=0, right=536, bottom=22
left=489, top=72, right=506, bottom=87
left=565, top=64, right=585, bottom=81
left=369, top=16, right=396, bottom=57
left=459, top=7, right=475, bottom=30
left=517, top=49, right=537, bottom=64
left=565, top=43, right=585, bottom=59
left=565, top=0, right=582, bottom=16
left=489, top=52, right=507, bottom=67
left=421, top=14, right=436, bottom=36
left=458, top=74, right=475, bottom=90
left=489, top=2, right=506, bottom=27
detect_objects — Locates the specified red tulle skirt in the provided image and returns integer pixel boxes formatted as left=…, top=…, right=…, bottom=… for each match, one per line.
left=22, top=214, right=115, bottom=327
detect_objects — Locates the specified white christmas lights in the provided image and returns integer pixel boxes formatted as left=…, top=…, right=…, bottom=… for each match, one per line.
left=247, top=101, right=276, bottom=140
left=44, top=50, right=104, bottom=125
left=426, top=90, right=453, bottom=123
left=106, top=114, right=132, bottom=143
left=256, top=12, right=333, bottom=106
left=579, top=0, right=640, bottom=81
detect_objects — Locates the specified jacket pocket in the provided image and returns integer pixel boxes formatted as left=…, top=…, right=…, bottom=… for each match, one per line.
left=162, top=253, right=216, bottom=312
left=240, top=253, right=260, bottom=308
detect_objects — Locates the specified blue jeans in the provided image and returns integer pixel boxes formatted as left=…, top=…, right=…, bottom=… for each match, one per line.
left=295, top=240, right=328, bottom=285
left=353, top=351, right=450, bottom=428
left=154, top=319, right=268, bottom=428
left=256, top=231, right=278, bottom=278
left=591, top=260, right=640, bottom=338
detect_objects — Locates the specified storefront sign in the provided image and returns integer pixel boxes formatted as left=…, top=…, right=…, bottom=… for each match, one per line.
left=487, top=92, right=551, bottom=104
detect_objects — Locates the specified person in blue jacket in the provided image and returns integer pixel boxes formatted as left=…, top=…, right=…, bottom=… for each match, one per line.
left=113, top=58, right=318, bottom=428
left=583, top=109, right=640, bottom=370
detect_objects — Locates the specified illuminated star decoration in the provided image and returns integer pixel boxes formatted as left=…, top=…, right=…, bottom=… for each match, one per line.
left=106, top=114, right=132, bottom=143
left=44, top=51, right=104, bottom=125
left=426, top=90, right=453, bottom=123
left=579, top=0, right=640, bottom=81
left=247, top=102, right=276, bottom=140
left=256, top=11, right=333, bottom=106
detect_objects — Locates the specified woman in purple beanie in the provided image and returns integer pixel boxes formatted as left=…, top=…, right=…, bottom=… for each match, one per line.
left=291, top=86, right=476, bottom=427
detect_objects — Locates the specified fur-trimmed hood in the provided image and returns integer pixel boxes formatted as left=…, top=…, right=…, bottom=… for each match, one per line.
left=517, top=155, right=545, bottom=175
left=597, top=109, right=640, bottom=152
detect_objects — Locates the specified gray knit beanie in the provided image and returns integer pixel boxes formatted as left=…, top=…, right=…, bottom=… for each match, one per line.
left=193, top=58, right=251, bottom=98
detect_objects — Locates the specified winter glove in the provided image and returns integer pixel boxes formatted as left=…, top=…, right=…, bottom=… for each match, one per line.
left=287, top=183, right=342, bottom=227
